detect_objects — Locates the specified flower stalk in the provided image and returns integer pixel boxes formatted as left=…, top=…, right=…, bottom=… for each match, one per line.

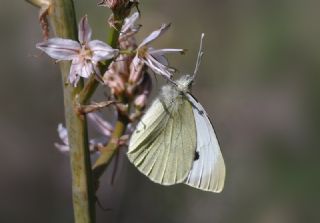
left=27, top=0, right=96, bottom=223
left=79, top=9, right=130, bottom=184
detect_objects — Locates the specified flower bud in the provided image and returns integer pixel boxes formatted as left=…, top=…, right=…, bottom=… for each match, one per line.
left=98, top=0, right=125, bottom=10
left=134, top=73, right=152, bottom=110
left=134, top=94, right=147, bottom=110
left=98, top=0, right=139, bottom=14
left=103, top=68, right=126, bottom=95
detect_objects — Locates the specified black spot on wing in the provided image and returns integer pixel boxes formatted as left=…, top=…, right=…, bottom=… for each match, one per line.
left=194, top=151, right=200, bottom=161
left=187, top=93, right=205, bottom=116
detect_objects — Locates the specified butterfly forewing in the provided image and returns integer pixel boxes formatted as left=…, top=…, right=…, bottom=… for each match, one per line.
left=128, top=97, right=197, bottom=185
left=185, top=94, right=226, bottom=192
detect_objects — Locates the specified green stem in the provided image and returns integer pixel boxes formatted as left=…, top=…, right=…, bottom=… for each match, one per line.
left=80, top=17, right=128, bottom=186
left=92, top=114, right=128, bottom=181
left=27, top=0, right=96, bottom=222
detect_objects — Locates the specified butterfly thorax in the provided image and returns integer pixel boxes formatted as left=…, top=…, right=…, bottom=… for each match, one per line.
left=160, top=84, right=182, bottom=108
left=159, top=75, right=193, bottom=113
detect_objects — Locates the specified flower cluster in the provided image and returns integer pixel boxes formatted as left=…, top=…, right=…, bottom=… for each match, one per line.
left=55, top=112, right=112, bottom=153
left=37, top=13, right=184, bottom=88
left=36, top=10, right=186, bottom=153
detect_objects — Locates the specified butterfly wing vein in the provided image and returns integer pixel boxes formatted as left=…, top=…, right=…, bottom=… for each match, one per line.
left=128, top=97, right=197, bottom=185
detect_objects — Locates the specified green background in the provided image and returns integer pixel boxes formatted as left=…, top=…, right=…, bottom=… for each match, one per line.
left=0, top=1, right=319, bottom=222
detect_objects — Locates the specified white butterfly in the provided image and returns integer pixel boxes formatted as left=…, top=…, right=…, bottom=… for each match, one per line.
left=127, top=34, right=225, bottom=192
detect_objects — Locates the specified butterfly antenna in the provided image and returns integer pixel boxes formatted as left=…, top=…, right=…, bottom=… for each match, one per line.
left=193, top=33, right=205, bottom=79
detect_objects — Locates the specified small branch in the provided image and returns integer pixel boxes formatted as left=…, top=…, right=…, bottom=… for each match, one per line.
left=92, top=114, right=128, bottom=184
left=76, top=100, right=118, bottom=114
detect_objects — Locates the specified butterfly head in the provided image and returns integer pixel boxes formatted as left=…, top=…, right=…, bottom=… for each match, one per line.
left=176, top=75, right=194, bottom=93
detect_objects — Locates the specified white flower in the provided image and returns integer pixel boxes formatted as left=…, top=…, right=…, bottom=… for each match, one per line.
left=36, top=15, right=119, bottom=86
left=133, top=23, right=185, bottom=79
left=54, top=113, right=113, bottom=153
left=120, top=12, right=141, bottom=37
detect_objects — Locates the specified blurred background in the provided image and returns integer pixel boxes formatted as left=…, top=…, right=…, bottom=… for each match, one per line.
left=1, top=0, right=320, bottom=222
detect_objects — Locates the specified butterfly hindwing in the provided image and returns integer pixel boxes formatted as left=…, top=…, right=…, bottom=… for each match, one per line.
left=128, top=96, right=197, bottom=185
left=185, top=94, right=226, bottom=192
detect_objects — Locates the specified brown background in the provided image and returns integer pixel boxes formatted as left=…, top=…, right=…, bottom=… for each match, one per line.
left=0, top=1, right=319, bottom=223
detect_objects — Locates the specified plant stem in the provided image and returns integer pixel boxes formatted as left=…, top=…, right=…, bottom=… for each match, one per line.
left=30, top=0, right=96, bottom=222
left=92, top=114, right=128, bottom=181
left=80, top=16, right=128, bottom=188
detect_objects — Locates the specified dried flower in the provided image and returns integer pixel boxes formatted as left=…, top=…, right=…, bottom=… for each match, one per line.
left=36, top=15, right=119, bottom=86
left=103, top=62, right=127, bottom=95
left=98, top=0, right=124, bottom=10
left=55, top=113, right=113, bottom=153
left=98, top=0, right=139, bottom=12
left=132, top=23, right=185, bottom=80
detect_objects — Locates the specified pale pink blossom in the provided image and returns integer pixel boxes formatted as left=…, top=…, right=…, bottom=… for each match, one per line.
left=133, top=24, right=185, bottom=79
left=36, top=16, right=119, bottom=86
left=54, top=113, right=113, bottom=153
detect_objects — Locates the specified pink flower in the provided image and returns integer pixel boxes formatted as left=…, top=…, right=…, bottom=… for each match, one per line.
left=36, top=15, right=119, bottom=86
left=133, top=24, right=185, bottom=79
left=55, top=113, right=113, bottom=153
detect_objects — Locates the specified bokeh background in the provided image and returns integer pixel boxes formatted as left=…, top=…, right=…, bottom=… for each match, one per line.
left=1, top=1, right=320, bottom=223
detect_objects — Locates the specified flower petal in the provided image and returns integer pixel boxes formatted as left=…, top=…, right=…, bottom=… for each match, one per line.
left=68, top=58, right=82, bottom=86
left=121, top=12, right=140, bottom=34
left=78, top=15, right=92, bottom=44
left=144, top=54, right=174, bottom=79
left=57, top=123, right=69, bottom=145
left=87, top=113, right=113, bottom=136
left=149, top=48, right=185, bottom=55
left=80, top=60, right=95, bottom=78
left=54, top=143, right=70, bottom=153
left=129, top=56, right=144, bottom=83
left=36, top=38, right=80, bottom=60
left=89, top=137, right=107, bottom=149
left=139, top=23, right=170, bottom=48
left=89, top=40, right=119, bottom=62
left=152, top=53, right=168, bottom=66
left=147, top=47, right=170, bottom=66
